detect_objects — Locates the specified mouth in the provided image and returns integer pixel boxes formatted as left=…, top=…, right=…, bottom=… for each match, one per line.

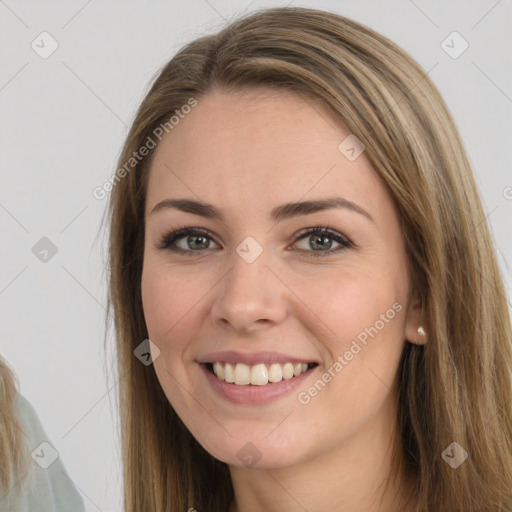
left=204, top=361, right=319, bottom=386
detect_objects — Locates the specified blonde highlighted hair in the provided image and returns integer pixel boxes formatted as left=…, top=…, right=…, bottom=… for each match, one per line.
left=0, top=356, right=26, bottom=495
left=106, top=7, right=512, bottom=511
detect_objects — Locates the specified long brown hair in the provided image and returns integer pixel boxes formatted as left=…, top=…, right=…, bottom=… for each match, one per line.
left=106, top=6, right=512, bottom=511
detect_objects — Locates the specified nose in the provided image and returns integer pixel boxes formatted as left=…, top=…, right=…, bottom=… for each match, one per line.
left=210, top=247, right=289, bottom=334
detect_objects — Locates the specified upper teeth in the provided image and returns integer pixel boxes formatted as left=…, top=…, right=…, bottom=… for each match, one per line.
left=212, top=362, right=310, bottom=386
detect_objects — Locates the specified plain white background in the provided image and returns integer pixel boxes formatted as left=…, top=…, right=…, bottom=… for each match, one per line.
left=1, top=0, right=511, bottom=510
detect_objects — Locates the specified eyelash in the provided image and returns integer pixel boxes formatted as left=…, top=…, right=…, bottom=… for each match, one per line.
left=156, top=225, right=353, bottom=258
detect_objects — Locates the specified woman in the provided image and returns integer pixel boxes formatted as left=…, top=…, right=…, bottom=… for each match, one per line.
left=106, top=6, right=512, bottom=511
left=0, top=356, right=85, bottom=511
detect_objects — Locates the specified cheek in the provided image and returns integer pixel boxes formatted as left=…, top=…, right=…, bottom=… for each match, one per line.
left=298, top=263, right=406, bottom=345
left=141, top=260, right=198, bottom=342
left=300, top=266, right=407, bottom=405
left=141, top=265, right=172, bottom=341
left=140, top=262, right=201, bottom=406
left=140, top=259, right=219, bottom=386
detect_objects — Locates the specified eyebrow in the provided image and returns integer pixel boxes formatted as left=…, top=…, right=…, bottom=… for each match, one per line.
left=149, top=196, right=374, bottom=223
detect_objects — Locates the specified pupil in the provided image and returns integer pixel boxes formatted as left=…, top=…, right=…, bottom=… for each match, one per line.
left=311, top=234, right=332, bottom=250
left=189, top=235, right=208, bottom=250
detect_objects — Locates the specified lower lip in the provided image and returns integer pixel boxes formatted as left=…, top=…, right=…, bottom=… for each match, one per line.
left=200, top=363, right=317, bottom=405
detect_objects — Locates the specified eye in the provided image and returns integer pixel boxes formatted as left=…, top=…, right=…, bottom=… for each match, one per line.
left=157, top=226, right=219, bottom=255
left=291, top=227, right=353, bottom=257
left=156, top=225, right=353, bottom=257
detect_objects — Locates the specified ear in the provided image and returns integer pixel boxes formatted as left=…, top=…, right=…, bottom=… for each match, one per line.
left=404, top=288, right=428, bottom=345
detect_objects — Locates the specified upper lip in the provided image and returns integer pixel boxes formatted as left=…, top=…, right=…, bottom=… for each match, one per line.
left=197, top=350, right=319, bottom=366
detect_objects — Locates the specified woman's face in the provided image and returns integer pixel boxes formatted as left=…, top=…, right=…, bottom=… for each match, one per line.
left=141, top=88, right=425, bottom=470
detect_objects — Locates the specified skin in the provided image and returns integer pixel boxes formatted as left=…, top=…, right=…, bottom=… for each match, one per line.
left=141, top=87, right=426, bottom=512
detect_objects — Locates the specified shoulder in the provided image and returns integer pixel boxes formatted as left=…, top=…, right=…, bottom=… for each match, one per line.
left=4, top=393, right=85, bottom=512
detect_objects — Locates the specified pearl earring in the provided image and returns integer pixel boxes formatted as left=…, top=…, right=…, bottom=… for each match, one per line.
left=418, top=326, right=426, bottom=336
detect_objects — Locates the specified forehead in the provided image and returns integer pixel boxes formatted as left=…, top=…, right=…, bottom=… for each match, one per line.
left=146, top=87, right=388, bottom=219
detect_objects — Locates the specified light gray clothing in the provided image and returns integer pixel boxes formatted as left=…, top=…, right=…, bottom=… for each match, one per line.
left=0, top=393, right=85, bottom=512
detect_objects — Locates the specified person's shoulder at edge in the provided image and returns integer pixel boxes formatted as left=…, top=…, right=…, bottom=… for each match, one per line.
left=2, top=393, right=85, bottom=512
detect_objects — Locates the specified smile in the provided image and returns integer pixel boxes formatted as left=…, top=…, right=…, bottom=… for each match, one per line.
left=207, top=361, right=318, bottom=386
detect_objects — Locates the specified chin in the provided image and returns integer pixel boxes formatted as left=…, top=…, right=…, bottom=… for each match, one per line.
left=194, top=429, right=310, bottom=470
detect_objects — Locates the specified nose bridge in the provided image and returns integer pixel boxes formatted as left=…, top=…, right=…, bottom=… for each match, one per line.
left=211, top=236, right=288, bottom=331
